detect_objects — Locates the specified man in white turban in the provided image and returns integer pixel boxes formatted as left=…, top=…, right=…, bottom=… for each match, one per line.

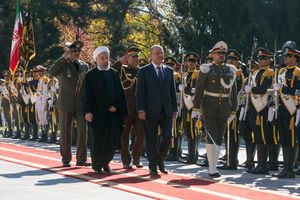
left=83, top=46, right=128, bottom=174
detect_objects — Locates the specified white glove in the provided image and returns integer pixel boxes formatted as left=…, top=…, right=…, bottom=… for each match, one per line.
left=273, top=83, right=281, bottom=91
left=239, top=107, right=245, bottom=121
left=228, top=114, right=235, bottom=124
left=295, top=109, right=300, bottom=126
left=178, top=84, right=184, bottom=92
left=191, top=111, right=201, bottom=119
left=268, top=107, right=275, bottom=122
left=245, top=85, right=252, bottom=93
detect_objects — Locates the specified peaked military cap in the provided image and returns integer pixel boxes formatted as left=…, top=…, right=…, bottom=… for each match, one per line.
left=211, top=41, right=228, bottom=54
left=126, top=46, right=140, bottom=56
left=164, top=56, right=177, bottom=65
left=36, top=65, right=47, bottom=71
left=283, top=45, right=300, bottom=57
left=205, top=50, right=213, bottom=59
left=185, top=52, right=199, bottom=61
left=226, top=49, right=241, bottom=60
left=65, top=40, right=84, bottom=50
left=3, top=70, right=11, bottom=76
left=256, top=47, right=273, bottom=57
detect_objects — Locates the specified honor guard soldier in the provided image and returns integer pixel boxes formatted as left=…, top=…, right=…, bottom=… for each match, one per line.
left=245, top=48, right=274, bottom=174
left=239, top=59, right=259, bottom=170
left=180, top=52, right=201, bottom=164
left=1, top=70, right=12, bottom=137
left=112, top=47, right=145, bottom=169
left=28, top=67, right=40, bottom=141
left=47, top=74, right=59, bottom=143
left=49, top=40, right=90, bottom=167
left=20, top=69, right=31, bottom=140
left=139, top=58, right=149, bottom=68
left=164, top=56, right=183, bottom=161
left=218, top=49, right=243, bottom=170
left=193, top=41, right=238, bottom=177
left=272, top=42, right=300, bottom=178
left=10, top=68, right=22, bottom=138
left=205, top=50, right=213, bottom=64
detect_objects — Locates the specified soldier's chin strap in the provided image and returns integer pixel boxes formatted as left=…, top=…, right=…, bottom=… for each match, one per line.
left=201, top=123, right=224, bottom=157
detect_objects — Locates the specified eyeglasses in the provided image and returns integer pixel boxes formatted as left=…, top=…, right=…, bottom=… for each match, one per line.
left=71, top=49, right=81, bottom=53
left=284, top=54, right=294, bottom=58
left=187, top=59, right=197, bottom=63
left=258, top=56, right=269, bottom=60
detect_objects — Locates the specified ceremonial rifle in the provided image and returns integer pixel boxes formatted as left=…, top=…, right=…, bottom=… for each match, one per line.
left=273, top=40, right=279, bottom=120
left=243, top=37, right=258, bottom=121
left=178, top=53, right=185, bottom=117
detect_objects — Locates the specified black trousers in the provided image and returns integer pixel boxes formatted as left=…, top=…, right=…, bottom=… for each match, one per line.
left=143, top=109, right=173, bottom=169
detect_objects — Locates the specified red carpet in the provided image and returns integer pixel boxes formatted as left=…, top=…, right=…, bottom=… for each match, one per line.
left=0, top=142, right=299, bottom=200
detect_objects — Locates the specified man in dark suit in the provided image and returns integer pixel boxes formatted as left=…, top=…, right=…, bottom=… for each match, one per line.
left=136, top=45, right=177, bottom=175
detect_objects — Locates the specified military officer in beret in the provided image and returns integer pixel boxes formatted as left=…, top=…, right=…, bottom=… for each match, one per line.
left=49, top=40, right=90, bottom=167
left=1, top=70, right=13, bottom=137
left=218, top=49, right=243, bottom=170
left=164, top=56, right=183, bottom=161
left=180, top=52, right=201, bottom=164
left=193, top=41, right=238, bottom=177
left=245, top=48, right=274, bottom=174
left=272, top=42, right=300, bottom=178
left=112, top=46, right=145, bottom=169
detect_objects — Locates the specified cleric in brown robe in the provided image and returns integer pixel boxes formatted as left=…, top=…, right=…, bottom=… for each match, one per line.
left=82, top=46, right=128, bottom=174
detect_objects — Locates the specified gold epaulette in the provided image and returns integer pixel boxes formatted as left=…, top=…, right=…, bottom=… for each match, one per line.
left=236, top=69, right=242, bottom=77
left=262, top=69, right=274, bottom=77
left=174, top=71, right=180, bottom=80
left=191, top=70, right=199, bottom=80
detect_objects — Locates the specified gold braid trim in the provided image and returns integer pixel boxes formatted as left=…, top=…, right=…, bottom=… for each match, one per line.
left=121, top=67, right=137, bottom=90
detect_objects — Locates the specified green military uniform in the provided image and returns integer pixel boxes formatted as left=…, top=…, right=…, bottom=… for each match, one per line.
left=48, top=40, right=89, bottom=166
left=193, top=41, right=238, bottom=177
left=164, top=57, right=183, bottom=161
left=112, top=47, right=145, bottom=168
left=1, top=70, right=12, bottom=137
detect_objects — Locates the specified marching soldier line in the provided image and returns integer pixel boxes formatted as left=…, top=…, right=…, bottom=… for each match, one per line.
left=1, top=40, right=300, bottom=178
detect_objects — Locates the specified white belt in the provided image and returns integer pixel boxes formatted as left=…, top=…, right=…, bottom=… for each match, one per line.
left=204, top=91, right=229, bottom=98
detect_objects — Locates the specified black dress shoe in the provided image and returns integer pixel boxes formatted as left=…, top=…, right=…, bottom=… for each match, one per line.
left=123, top=164, right=133, bottom=169
left=76, top=161, right=92, bottom=166
left=158, top=162, right=168, bottom=174
left=209, top=172, right=221, bottom=178
left=95, top=169, right=102, bottom=174
left=103, top=165, right=110, bottom=172
left=149, top=168, right=158, bottom=175
left=62, top=162, right=71, bottom=167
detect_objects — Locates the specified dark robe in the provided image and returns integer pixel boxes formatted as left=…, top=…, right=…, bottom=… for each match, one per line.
left=82, top=67, right=128, bottom=171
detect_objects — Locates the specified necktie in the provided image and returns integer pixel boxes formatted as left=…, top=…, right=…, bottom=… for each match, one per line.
left=157, top=66, right=164, bottom=86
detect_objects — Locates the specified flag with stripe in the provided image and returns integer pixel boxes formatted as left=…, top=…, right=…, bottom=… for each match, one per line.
left=9, top=0, right=23, bottom=73
left=19, top=6, right=36, bottom=71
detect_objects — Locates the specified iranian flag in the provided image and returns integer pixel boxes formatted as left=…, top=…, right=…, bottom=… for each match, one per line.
left=9, top=0, right=23, bottom=73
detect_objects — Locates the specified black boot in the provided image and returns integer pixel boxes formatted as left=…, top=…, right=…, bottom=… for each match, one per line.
left=267, top=144, right=280, bottom=171
left=218, top=142, right=239, bottom=170
left=243, top=142, right=256, bottom=170
left=47, top=130, right=57, bottom=143
left=274, top=147, right=295, bottom=178
left=30, top=125, right=38, bottom=141
left=13, top=129, right=21, bottom=139
left=252, top=144, right=269, bottom=174
left=166, top=136, right=181, bottom=161
left=185, top=138, right=197, bottom=164
left=21, top=123, right=30, bottom=140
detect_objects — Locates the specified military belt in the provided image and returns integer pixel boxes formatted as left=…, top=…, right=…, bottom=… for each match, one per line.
left=204, top=91, right=229, bottom=98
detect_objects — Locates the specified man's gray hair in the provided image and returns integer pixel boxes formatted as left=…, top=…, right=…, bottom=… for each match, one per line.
left=150, top=45, right=164, bottom=54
